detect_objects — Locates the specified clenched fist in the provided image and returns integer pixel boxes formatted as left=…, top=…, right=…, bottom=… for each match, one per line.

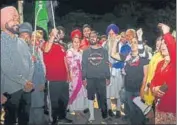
left=158, top=23, right=170, bottom=35
left=50, top=28, right=58, bottom=38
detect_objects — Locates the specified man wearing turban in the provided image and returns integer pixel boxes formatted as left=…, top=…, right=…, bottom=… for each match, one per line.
left=105, top=24, right=123, bottom=118
left=1, top=6, right=34, bottom=125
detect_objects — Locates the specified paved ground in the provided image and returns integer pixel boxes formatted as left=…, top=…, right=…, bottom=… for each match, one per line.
left=1, top=108, right=129, bottom=125
left=65, top=109, right=129, bottom=124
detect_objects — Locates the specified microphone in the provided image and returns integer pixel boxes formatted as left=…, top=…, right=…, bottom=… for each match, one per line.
left=156, top=83, right=168, bottom=106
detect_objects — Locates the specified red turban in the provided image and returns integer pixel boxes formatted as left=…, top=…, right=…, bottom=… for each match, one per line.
left=70, top=29, right=82, bottom=40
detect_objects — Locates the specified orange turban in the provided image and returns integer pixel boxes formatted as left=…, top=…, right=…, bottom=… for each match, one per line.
left=70, top=29, right=82, bottom=40
left=1, top=6, right=19, bottom=30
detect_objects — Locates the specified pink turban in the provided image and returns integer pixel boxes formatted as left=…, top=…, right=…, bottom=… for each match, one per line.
left=0, top=6, right=19, bottom=30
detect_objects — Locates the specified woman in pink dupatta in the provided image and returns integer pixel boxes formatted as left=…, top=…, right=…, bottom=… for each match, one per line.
left=66, top=29, right=87, bottom=115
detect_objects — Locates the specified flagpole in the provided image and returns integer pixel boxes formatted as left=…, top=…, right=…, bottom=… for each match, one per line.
left=18, top=1, right=24, bottom=23
left=50, top=1, right=56, bottom=28
left=33, top=1, right=43, bottom=55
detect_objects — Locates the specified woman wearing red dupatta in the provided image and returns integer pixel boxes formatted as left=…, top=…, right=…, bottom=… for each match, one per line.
left=150, top=24, right=176, bottom=124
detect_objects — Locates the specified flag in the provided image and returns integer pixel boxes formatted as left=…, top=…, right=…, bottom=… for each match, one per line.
left=35, top=1, right=58, bottom=39
left=46, top=1, right=58, bottom=28
left=35, top=0, right=49, bottom=36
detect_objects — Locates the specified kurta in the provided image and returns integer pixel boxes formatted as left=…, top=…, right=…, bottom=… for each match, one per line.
left=66, top=48, right=87, bottom=111
left=106, top=41, right=124, bottom=99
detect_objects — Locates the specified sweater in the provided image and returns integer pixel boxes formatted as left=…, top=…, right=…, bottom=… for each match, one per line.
left=82, top=47, right=110, bottom=80
left=1, top=32, right=34, bottom=94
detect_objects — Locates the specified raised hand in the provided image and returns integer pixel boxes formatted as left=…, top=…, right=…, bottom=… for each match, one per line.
left=116, top=35, right=121, bottom=42
left=50, top=28, right=58, bottom=38
left=158, top=23, right=170, bottom=35
left=136, top=28, right=143, bottom=41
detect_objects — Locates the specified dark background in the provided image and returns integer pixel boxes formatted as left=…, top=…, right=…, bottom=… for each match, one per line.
left=1, top=0, right=176, bottom=48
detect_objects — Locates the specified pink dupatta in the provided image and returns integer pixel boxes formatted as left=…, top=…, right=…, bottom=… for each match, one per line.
left=68, top=57, right=83, bottom=105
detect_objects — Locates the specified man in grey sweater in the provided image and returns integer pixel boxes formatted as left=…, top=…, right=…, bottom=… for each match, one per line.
left=82, top=31, right=112, bottom=124
left=1, top=6, right=34, bottom=125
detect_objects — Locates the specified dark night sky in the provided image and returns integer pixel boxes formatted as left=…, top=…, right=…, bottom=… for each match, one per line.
left=1, top=0, right=176, bottom=46
left=1, top=0, right=174, bottom=17
left=56, top=0, right=171, bottom=16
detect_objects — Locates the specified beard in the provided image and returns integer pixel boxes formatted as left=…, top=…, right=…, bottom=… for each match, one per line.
left=108, top=35, right=117, bottom=41
left=89, top=39, right=97, bottom=45
left=5, top=23, right=19, bottom=34
left=107, top=36, right=117, bottom=55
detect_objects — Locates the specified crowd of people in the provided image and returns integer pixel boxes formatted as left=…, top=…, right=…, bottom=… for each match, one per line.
left=1, top=6, right=176, bottom=125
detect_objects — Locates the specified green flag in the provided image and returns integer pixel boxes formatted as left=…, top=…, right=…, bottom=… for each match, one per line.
left=35, top=0, right=49, bottom=36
